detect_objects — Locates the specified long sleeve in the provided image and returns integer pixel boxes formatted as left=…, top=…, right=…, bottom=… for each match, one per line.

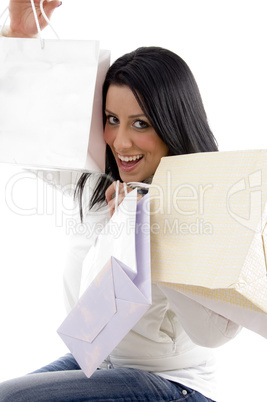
left=159, top=285, right=242, bottom=348
left=30, top=169, right=110, bottom=312
left=32, top=169, right=81, bottom=197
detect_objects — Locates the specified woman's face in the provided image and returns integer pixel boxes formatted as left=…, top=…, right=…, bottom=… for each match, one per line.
left=104, top=85, right=169, bottom=183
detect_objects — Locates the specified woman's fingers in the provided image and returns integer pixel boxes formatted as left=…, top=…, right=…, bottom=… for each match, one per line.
left=41, top=0, right=62, bottom=23
left=107, top=192, right=126, bottom=217
left=105, top=181, right=119, bottom=204
left=105, top=182, right=146, bottom=217
left=8, top=0, right=62, bottom=37
left=105, top=182, right=130, bottom=204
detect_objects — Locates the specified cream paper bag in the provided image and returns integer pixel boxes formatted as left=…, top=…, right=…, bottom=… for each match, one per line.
left=150, top=150, right=267, bottom=338
left=0, top=35, right=110, bottom=172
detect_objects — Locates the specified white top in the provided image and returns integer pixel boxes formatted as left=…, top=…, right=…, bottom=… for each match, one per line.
left=40, top=170, right=241, bottom=401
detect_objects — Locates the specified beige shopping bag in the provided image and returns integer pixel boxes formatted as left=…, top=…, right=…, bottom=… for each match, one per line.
left=0, top=4, right=110, bottom=172
left=150, top=150, right=267, bottom=338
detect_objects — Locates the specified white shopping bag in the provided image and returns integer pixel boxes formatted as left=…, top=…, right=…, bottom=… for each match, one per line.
left=0, top=4, right=110, bottom=172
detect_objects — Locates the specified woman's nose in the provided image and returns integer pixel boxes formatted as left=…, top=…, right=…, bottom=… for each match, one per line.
left=113, top=127, right=132, bottom=151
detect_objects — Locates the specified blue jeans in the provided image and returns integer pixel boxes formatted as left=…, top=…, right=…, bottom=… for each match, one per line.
left=0, top=354, right=215, bottom=401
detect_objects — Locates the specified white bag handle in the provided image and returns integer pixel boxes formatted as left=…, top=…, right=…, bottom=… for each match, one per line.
left=0, top=6, right=9, bottom=31
left=114, top=181, right=128, bottom=212
left=113, top=181, right=149, bottom=212
left=127, top=181, right=150, bottom=190
left=31, top=0, right=59, bottom=48
left=0, top=1, right=59, bottom=49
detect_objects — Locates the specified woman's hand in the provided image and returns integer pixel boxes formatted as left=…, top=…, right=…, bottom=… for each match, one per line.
left=7, top=0, right=61, bottom=37
left=105, top=182, right=143, bottom=217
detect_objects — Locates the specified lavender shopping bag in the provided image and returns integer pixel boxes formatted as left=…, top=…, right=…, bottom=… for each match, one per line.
left=57, top=189, right=151, bottom=377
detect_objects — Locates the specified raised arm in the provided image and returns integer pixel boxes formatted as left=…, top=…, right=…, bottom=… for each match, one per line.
left=3, top=0, right=61, bottom=37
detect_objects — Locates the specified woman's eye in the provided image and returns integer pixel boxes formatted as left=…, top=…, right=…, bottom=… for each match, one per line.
left=107, top=115, right=119, bottom=125
left=133, top=120, right=149, bottom=129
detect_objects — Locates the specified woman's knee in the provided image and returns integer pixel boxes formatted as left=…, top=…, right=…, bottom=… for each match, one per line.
left=0, top=376, right=31, bottom=402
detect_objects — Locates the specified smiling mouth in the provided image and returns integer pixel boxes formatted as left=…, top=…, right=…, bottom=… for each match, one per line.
left=117, top=154, right=144, bottom=171
left=118, top=154, right=143, bottom=162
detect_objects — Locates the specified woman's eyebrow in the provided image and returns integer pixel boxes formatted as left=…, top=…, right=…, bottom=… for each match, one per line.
left=128, top=113, right=146, bottom=118
left=105, top=109, right=118, bottom=116
left=105, top=109, right=146, bottom=119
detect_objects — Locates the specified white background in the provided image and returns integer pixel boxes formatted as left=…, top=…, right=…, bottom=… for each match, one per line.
left=1, top=0, right=267, bottom=401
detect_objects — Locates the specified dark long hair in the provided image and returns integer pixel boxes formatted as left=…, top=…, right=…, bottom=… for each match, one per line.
left=75, top=46, right=218, bottom=220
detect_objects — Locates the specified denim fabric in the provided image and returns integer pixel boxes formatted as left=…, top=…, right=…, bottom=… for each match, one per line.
left=0, top=354, right=215, bottom=401
left=30, top=353, right=81, bottom=373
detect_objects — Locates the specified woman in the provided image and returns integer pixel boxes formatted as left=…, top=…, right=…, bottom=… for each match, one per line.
left=77, top=45, right=219, bottom=217
left=0, top=1, right=241, bottom=401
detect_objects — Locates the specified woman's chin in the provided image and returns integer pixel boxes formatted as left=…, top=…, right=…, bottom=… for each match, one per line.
left=120, top=174, right=143, bottom=183
left=118, top=169, right=144, bottom=183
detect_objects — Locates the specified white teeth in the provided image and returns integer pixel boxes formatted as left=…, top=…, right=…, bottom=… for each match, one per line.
left=118, top=154, right=143, bottom=162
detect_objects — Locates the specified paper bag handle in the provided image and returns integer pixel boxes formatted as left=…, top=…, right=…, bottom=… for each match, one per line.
left=0, top=6, right=9, bottom=31
left=114, top=181, right=128, bottom=212
left=0, top=1, right=59, bottom=49
left=127, top=181, right=150, bottom=196
left=31, top=0, right=59, bottom=48
left=127, top=182, right=150, bottom=190
left=113, top=181, right=149, bottom=212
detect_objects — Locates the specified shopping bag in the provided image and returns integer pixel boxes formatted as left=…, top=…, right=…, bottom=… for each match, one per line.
left=57, top=188, right=151, bottom=377
left=150, top=149, right=267, bottom=338
left=0, top=17, right=110, bottom=171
